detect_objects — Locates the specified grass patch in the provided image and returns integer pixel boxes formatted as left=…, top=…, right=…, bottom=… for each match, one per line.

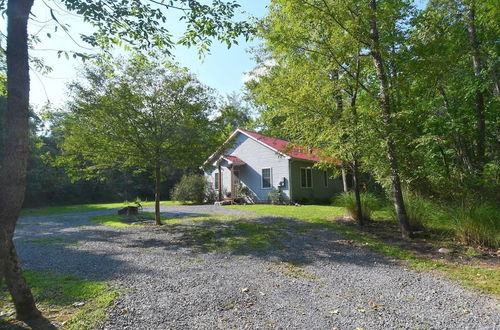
left=183, top=219, right=286, bottom=253
left=227, top=204, right=345, bottom=222
left=0, top=270, right=118, bottom=329
left=23, top=237, right=81, bottom=247
left=227, top=205, right=499, bottom=296
left=91, top=212, right=169, bottom=227
left=166, top=214, right=238, bottom=225
left=21, top=201, right=183, bottom=217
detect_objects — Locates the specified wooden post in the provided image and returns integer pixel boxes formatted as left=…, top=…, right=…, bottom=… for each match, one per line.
left=218, top=165, right=222, bottom=201
left=230, top=166, right=234, bottom=197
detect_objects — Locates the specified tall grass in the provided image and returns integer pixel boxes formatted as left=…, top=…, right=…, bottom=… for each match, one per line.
left=395, top=192, right=439, bottom=231
left=451, top=203, right=500, bottom=249
left=396, top=193, right=499, bottom=249
left=334, top=191, right=382, bottom=222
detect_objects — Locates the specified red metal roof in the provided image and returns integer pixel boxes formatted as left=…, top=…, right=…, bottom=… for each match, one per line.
left=222, top=155, right=245, bottom=164
left=239, top=129, right=339, bottom=164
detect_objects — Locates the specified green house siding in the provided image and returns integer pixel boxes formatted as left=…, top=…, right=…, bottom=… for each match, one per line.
left=290, top=160, right=343, bottom=203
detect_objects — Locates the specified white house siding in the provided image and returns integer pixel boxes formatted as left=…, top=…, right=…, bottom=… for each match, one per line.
left=205, top=133, right=291, bottom=202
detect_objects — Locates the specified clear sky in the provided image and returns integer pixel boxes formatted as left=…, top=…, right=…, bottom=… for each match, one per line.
left=22, top=0, right=268, bottom=109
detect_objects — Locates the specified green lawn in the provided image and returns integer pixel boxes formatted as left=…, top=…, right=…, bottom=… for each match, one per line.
left=227, top=204, right=346, bottom=221
left=20, top=201, right=183, bottom=217
left=226, top=204, right=499, bottom=296
left=91, top=212, right=170, bottom=227
left=0, top=270, right=117, bottom=329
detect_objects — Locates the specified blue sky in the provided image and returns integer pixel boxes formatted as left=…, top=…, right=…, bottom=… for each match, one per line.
left=11, top=0, right=428, bottom=109
left=24, top=0, right=268, bottom=109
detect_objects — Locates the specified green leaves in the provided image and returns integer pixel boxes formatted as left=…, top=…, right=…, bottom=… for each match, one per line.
left=247, top=0, right=498, bottom=202
left=57, top=0, right=255, bottom=56
left=58, top=55, right=219, bottom=182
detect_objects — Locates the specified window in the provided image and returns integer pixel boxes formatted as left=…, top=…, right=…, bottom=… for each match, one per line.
left=262, top=168, right=272, bottom=188
left=323, top=171, right=328, bottom=187
left=214, top=172, right=220, bottom=190
left=300, top=168, right=312, bottom=188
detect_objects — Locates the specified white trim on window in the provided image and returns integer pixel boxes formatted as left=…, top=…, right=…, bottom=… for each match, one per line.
left=300, top=167, right=313, bottom=188
left=261, top=167, right=272, bottom=189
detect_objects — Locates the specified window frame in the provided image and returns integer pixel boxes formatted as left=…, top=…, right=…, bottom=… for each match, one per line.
left=300, top=167, right=313, bottom=188
left=261, top=167, right=273, bottom=189
left=214, top=172, right=220, bottom=191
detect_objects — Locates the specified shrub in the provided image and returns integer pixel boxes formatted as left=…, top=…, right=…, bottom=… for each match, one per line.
left=451, top=203, right=499, bottom=249
left=234, top=184, right=253, bottom=204
left=334, top=191, right=381, bottom=222
left=171, top=174, right=210, bottom=204
left=268, top=188, right=285, bottom=205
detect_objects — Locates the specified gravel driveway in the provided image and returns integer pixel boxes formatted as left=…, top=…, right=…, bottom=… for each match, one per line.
left=14, top=205, right=499, bottom=329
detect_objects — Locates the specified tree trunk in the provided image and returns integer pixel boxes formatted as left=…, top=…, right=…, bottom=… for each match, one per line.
left=352, top=159, right=364, bottom=225
left=0, top=1, right=55, bottom=327
left=154, top=163, right=162, bottom=225
left=341, top=162, right=349, bottom=192
left=465, top=1, right=486, bottom=168
left=368, top=0, right=412, bottom=238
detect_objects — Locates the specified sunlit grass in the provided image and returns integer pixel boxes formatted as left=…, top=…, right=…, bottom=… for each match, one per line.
left=227, top=204, right=345, bottom=221
left=91, top=212, right=169, bottom=227
left=0, top=270, right=117, bottom=329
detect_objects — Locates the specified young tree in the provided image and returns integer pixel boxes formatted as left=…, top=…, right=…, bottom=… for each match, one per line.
left=0, top=0, right=252, bottom=325
left=60, top=56, right=218, bottom=225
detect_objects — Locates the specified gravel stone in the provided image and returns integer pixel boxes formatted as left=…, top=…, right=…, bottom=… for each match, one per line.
left=14, top=205, right=499, bottom=329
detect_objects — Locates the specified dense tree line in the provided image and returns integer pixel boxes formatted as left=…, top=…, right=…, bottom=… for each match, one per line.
left=0, top=66, right=253, bottom=210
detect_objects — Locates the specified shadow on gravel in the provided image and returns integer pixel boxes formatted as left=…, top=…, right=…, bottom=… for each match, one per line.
left=14, top=211, right=391, bottom=281
left=126, top=216, right=393, bottom=268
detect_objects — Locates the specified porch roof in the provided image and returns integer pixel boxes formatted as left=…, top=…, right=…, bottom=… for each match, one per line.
left=221, top=155, right=246, bottom=166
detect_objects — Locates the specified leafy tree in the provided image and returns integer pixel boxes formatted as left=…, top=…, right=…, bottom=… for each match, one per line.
left=59, top=56, right=218, bottom=225
left=0, top=0, right=252, bottom=325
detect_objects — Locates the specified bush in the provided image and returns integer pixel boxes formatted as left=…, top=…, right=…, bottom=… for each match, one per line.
left=451, top=203, right=499, bottom=249
left=268, top=188, right=285, bottom=205
left=171, top=174, right=211, bottom=204
left=334, top=191, right=381, bottom=221
left=234, top=184, right=254, bottom=204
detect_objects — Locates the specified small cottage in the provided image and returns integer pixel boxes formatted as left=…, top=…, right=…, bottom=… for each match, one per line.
left=203, top=129, right=344, bottom=203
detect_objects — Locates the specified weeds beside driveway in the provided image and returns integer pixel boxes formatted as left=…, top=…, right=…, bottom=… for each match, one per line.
left=7, top=205, right=500, bottom=329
